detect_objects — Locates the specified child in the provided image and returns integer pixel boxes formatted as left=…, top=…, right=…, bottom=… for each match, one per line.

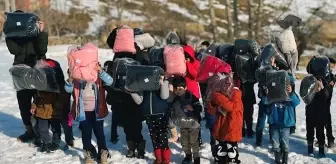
left=130, top=74, right=171, bottom=163
left=172, top=77, right=202, bottom=164
left=325, top=57, right=335, bottom=148
left=207, top=77, right=243, bottom=164
left=266, top=75, right=300, bottom=164
left=65, top=63, right=113, bottom=164
left=30, top=59, right=65, bottom=152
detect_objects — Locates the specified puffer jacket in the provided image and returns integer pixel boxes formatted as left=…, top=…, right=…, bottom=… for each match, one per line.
left=6, top=31, right=48, bottom=67
left=31, top=91, right=63, bottom=120
left=208, top=88, right=243, bottom=142
left=183, top=45, right=201, bottom=99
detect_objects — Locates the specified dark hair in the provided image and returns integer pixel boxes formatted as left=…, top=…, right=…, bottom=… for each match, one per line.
left=329, top=57, right=335, bottom=64
left=172, top=76, right=187, bottom=88
left=201, top=41, right=210, bottom=47
left=14, top=10, right=24, bottom=13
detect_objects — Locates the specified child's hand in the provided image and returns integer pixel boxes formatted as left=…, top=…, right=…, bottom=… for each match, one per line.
left=159, top=76, right=164, bottom=86
left=30, top=108, right=36, bottom=114
left=329, top=81, right=335, bottom=87
left=95, top=63, right=102, bottom=72
left=185, top=105, right=194, bottom=111
left=265, top=88, right=269, bottom=95
left=287, top=85, right=292, bottom=93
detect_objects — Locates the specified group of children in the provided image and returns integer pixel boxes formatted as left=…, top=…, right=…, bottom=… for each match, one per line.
left=7, top=23, right=336, bottom=164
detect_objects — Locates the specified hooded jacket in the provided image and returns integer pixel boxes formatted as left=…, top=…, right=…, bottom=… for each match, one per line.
left=183, top=45, right=201, bottom=99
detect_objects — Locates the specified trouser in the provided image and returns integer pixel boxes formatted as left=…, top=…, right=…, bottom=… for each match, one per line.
left=79, top=111, right=107, bottom=153
left=306, top=112, right=325, bottom=146
left=181, top=128, right=200, bottom=158
left=111, top=109, right=120, bottom=136
left=123, top=117, right=143, bottom=143
left=60, top=117, right=74, bottom=143
left=214, top=141, right=240, bottom=163
left=146, top=114, right=169, bottom=149
left=326, top=98, right=334, bottom=142
left=38, top=118, right=61, bottom=144
left=271, top=127, right=290, bottom=153
left=256, top=102, right=271, bottom=144
left=17, top=90, right=35, bottom=126
left=209, top=128, right=216, bottom=157
left=243, top=102, right=254, bottom=134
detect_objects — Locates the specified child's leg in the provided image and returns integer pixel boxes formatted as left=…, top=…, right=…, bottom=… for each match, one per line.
left=92, top=119, right=108, bottom=152
left=38, top=119, right=51, bottom=144
left=180, top=128, right=191, bottom=155
left=270, top=128, right=281, bottom=163
left=226, top=141, right=240, bottom=164
left=50, top=119, right=61, bottom=145
left=146, top=116, right=159, bottom=149
left=60, top=117, right=74, bottom=145
left=279, top=128, right=290, bottom=164
left=110, top=108, right=119, bottom=139
left=316, top=121, right=326, bottom=156
left=158, top=115, right=170, bottom=163
left=256, top=102, right=267, bottom=145
left=79, top=112, right=95, bottom=155
left=306, top=113, right=315, bottom=154
left=190, top=128, right=201, bottom=159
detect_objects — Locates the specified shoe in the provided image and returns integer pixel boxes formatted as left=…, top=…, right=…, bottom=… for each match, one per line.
left=328, top=140, right=335, bottom=148
left=162, top=148, right=171, bottom=164
left=154, top=149, right=162, bottom=164
left=99, top=149, right=109, bottom=164
left=33, top=138, right=42, bottom=147
left=126, top=141, right=135, bottom=158
left=17, top=128, right=35, bottom=142
left=49, top=143, right=59, bottom=152
left=194, top=157, right=200, bottom=164
left=274, top=151, right=281, bottom=164
left=40, top=143, right=52, bottom=153
left=137, top=140, right=146, bottom=159
left=318, top=146, right=326, bottom=158
left=66, top=140, right=74, bottom=147
left=290, top=126, right=295, bottom=134
left=182, top=154, right=192, bottom=164
left=282, top=152, right=288, bottom=164
left=84, top=150, right=96, bottom=164
left=110, top=134, right=119, bottom=144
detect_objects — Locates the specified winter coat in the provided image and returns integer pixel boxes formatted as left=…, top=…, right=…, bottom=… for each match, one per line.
left=183, top=45, right=201, bottom=99
left=130, top=80, right=169, bottom=116
left=6, top=31, right=48, bottom=67
left=64, top=70, right=113, bottom=122
left=267, top=93, right=300, bottom=128
left=241, top=81, right=256, bottom=106
left=208, top=88, right=243, bottom=142
left=31, top=91, right=63, bottom=120
left=172, top=91, right=202, bottom=122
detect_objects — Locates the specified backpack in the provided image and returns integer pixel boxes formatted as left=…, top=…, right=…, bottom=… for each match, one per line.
left=235, top=54, right=256, bottom=83
left=112, top=57, right=140, bottom=91
left=67, top=43, right=99, bottom=82
left=3, top=12, right=40, bottom=38
left=113, top=25, right=136, bottom=54
left=306, top=56, right=330, bottom=78
left=135, top=33, right=155, bottom=50
left=300, top=74, right=319, bottom=105
left=163, top=45, right=186, bottom=76
left=234, top=39, right=260, bottom=57
left=196, top=55, right=232, bottom=83
left=125, top=65, right=163, bottom=92
left=148, top=47, right=164, bottom=68
left=266, top=70, right=291, bottom=104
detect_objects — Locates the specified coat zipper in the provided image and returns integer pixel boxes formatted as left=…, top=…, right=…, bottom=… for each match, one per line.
left=150, top=92, right=153, bottom=115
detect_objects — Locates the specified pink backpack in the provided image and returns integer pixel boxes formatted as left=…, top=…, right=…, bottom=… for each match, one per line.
left=113, top=25, right=136, bottom=54
left=67, top=43, right=99, bottom=82
left=164, top=45, right=186, bottom=76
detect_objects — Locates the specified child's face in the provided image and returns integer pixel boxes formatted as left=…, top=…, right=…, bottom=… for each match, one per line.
left=271, top=57, right=276, bottom=67
left=174, top=86, right=186, bottom=96
left=330, top=63, right=335, bottom=71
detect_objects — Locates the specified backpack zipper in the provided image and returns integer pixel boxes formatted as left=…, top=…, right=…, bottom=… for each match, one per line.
left=150, top=92, right=153, bottom=115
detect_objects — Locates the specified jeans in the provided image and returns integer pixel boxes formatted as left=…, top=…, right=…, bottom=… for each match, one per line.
left=256, top=102, right=271, bottom=144
left=79, top=111, right=107, bottom=152
left=271, top=127, right=290, bottom=153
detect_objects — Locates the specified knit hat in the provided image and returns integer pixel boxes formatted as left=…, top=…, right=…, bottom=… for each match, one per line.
left=134, top=28, right=144, bottom=36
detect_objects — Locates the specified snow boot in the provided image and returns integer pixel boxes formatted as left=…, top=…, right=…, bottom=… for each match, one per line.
left=84, top=150, right=96, bottom=164
left=308, top=142, right=314, bottom=155
left=162, top=148, right=171, bottom=164
left=154, top=149, right=162, bottom=164
left=282, top=152, right=288, bottom=164
left=328, top=140, right=335, bottom=148
left=126, top=141, right=136, bottom=158
left=194, top=157, right=201, bottom=164
left=318, top=145, right=326, bottom=158
left=17, top=125, right=35, bottom=142
left=99, top=149, right=110, bottom=164
left=168, top=127, right=178, bottom=143
left=137, top=140, right=146, bottom=159
left=274, top=151, right=281, bottom=164
left=182, top=154, right=192, bottom=164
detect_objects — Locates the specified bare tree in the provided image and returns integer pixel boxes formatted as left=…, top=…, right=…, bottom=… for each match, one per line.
left=233, top=0, right=239, bottom=38
left=223, top=0, right=233, bottom=41
left=4, top=0, right=10, bottom=12
left=255, top=0, right=263, bottom=41
left=247, top=0, right=254, bottom=39
left=209, top=0, right=217, bottom=42
left=10, top=0, right=15, bottom=11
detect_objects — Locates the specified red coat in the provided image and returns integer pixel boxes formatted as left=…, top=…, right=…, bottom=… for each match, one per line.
left=183, top=45, right=201, bottom=99
left=208, top=88, right=243, bottom=142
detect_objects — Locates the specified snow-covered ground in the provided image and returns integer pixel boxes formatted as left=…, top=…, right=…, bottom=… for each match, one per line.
left=0, top=43, right=336, bottom=164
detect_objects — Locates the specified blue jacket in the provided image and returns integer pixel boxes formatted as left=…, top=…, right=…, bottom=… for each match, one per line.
left=64, top=70, right=113, bottom=122
left=267, top=93, right=300, bottom=128
left=141, top=91, right=169, bottom=116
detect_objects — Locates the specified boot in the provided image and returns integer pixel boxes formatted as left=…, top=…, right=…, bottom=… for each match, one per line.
left=66, top=140, right=74, bottom=147
left=137, top=140, right=146, bottom=159
left=194, top=157, right=200, bottom=164
left=282, top=152, right=288, bottom=164
left=126, top=141, right=136, bottom=158
left=17, top=125, right=35, bottom=142
left=49, top=143, right=59, bottom=152
left=308, top=142, right=314, bottom=155
left=318, top=145, right=326, bottom=158
left=99, top=149, right=110, bottom=164
left=40, top=143, right=52, bottom=153
left=168, top=127, right=178, bottom=143
left=328, top=140, right=335, bottom=148
left=84, top=150, right=95, bottom=164
left=154, top=149, right=162, bottom=164
left=274, top=151, right=281, bottom=164
left=162, top=148, right=171, bottom=164
left=182, top=154, right=192, bottom=164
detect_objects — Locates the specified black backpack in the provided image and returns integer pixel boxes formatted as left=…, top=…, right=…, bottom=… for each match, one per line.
left=3, top=12, right=40, bottom=38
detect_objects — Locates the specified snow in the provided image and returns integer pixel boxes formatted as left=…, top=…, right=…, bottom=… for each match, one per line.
left=1, top=43, right=336, bottom=163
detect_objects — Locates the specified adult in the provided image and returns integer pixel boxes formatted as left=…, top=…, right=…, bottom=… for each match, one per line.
left=5, top=10, right=48, bottom=142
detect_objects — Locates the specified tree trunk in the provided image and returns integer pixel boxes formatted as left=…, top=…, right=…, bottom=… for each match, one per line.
left=233, top=0, right=239, bottom=38
left=255, top=0, right=263, bottom=41
left=223, top=0, right=233, bottom=41
left=5, top=0, right=10, bottom=12
left=116, top=0, right=125, bottom=24
left=247, top=0, right=254, bottom=39
left=209, top=0, right=217, bottom=42
left=10, top=0, right=15, bottom=12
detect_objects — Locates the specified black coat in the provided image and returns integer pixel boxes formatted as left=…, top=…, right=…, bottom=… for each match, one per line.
left=306, top=80, right=330, bottom=123
left=6, top=31, right=48, bottom=67
left=241, top=82, right=257, bottom=106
